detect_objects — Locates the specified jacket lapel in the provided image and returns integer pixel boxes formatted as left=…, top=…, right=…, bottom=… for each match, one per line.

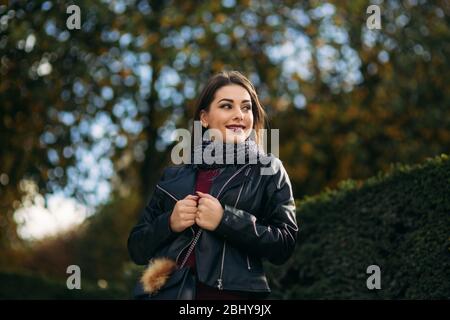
left=157, top=165, right=198, bottom=201
left=210, top=164, right=252, bottom=199
left=157, top=164, right=252, bottom=202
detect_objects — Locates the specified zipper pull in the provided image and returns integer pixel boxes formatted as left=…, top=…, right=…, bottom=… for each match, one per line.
left=216, top=279, right=223, bottom=290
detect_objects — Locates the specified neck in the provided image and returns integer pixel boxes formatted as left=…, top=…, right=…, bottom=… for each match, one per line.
left=191, top=138, right=262, bottom=169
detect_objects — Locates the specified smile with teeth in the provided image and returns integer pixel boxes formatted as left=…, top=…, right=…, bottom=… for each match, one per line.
left=226, top=125, right=245, bottom=133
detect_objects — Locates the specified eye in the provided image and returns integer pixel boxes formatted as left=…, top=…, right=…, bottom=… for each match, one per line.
left=220, top=103, right=232, bottom=109
left=242, top=105, right=252, bottom=111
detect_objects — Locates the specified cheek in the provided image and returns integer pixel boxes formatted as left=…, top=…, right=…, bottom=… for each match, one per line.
left=246, top=113, right=254, bottom=127
left=214, top=111, right=229, bottom=125
left=208, top=111, right=223, bottom=127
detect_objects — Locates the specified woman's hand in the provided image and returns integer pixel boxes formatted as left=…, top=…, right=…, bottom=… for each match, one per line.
left=169, top=194, right=199, bottom=233
left=195, top=191, right=224, bottom=231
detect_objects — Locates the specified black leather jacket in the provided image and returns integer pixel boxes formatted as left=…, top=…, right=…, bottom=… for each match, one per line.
left=128, top=157, right=298, bottom=294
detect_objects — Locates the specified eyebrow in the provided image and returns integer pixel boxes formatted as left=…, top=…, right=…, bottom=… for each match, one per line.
left=218, top=98, right=251, bottom=104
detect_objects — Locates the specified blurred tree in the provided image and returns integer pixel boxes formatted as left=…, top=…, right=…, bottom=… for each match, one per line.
left=0, top=0, right=303, bottom=266
left=1, top=0, right=119, bottom=256
left=273, top=0, right=450, bottom=195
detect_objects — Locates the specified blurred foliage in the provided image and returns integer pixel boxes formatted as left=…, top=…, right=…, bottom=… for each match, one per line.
left=266, top=154, right=450, bottom=299
left=0, top=270, right=129, bottom=299
left=0, top=0, right=449, bottom=297
left=13, top=190, right=144, bottom=287
left=277, top=0, right=450, bottom=198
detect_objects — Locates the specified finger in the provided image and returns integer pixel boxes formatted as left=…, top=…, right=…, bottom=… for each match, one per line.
left=184, top=217, right=197, bottom=224
left=184, top=194, right=199, bottom=200
left=198, top=197, right=211, bottom=205
left=196, top=191, right=215, bottom=199
left=183, top=220, right=195, bottom=227
left=181, top=212, right=197, bottom=220
left=183, top=199, right=199, bottom=207
left=183, top=207, right=198, bottom=214
left=179, top=201, right=197, bottom=211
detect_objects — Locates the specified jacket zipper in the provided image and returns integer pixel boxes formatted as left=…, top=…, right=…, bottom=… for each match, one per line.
left=244, top=168, right=252, bottom=270
left=175, top=227, right=195, bottom=265
left=156, top=184, right=197, bottom=265
left=217, top=241, right=226, bottom=290
left=157, top=165, right=252, bottom=284
left=157, top=164, right=250, bottom=203
left=156, top=184, right=179, bottom=202
left=215, top=164, right=250, bottom=199
left=216, top=166, right=252, bottom=289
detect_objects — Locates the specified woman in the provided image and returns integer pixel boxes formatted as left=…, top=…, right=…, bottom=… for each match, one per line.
left=128, top=71, right=298, bottom=299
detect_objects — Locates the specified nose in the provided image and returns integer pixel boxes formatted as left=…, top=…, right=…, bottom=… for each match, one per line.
left=232, top=106, right=244, bottom=120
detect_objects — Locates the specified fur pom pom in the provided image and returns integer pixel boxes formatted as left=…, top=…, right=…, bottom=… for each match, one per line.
left=140, top=257, right=177, bottom=294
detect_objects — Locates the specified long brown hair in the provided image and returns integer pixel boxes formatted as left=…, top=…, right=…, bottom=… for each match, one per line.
left=192, top=71, right=267, bottom=147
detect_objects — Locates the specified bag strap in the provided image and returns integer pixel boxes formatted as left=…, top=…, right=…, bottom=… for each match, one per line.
left=179, top=229, right=202, bottom=268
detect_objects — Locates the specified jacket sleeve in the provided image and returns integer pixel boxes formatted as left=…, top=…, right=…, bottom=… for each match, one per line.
left=214, top=160, right=298, bottom=265
left=127, top=169, right=178, bottom=265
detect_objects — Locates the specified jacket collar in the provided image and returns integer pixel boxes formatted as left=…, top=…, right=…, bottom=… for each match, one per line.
left=157, top=164, right=252, bottom=201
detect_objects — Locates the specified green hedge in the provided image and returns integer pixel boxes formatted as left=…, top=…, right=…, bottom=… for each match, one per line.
left=267, top=154, right=450, bottom=299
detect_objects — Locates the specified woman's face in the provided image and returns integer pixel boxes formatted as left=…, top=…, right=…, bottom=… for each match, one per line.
left=200, top=85, right=254, bottom=144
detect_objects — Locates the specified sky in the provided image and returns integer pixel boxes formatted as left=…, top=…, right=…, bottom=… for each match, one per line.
left=14, top=192, right=92, bottom=240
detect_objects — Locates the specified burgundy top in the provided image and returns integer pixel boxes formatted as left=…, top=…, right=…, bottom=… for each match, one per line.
left=180, top=168, right=248, bottom=300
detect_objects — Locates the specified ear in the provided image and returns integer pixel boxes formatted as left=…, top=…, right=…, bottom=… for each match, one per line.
left=200, top=110, right=208, bottom=128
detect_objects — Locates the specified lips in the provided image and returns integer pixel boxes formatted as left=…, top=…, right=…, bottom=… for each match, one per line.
left=225, top=125, right=246, bottom=132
